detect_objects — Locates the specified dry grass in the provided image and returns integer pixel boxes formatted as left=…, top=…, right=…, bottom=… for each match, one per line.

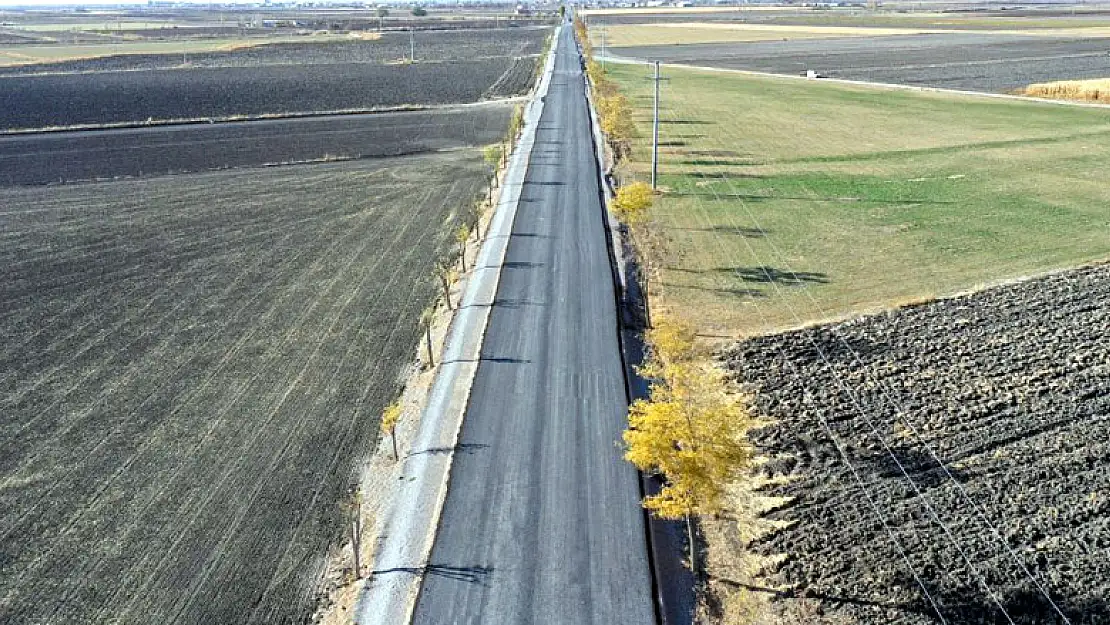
left=593, top=21, right=1110, bottom=48
left=699, top=471, right=858, bottom=625
left=595, top=23, right=931, bottom=47
left=579, top=6, right=797, bottom=16
left=0, top=34, right=361, bottom=67
left=1024, top=77, right=1110, bottom=102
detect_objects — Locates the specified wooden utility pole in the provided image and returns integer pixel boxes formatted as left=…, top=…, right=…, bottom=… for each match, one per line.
left=600, top=27, right=606, bottom=70
left=651, top=61, right=661, bottom=191
left=345, top=490, right=363, bottom=579
left=425, top=322, right=435, bottom=367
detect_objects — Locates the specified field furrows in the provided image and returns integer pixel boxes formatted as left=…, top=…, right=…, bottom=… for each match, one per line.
left=727, top=264, right=1110, bottom=625
left=0, top=57, right=533, bottom=130
left=0, top=152, right=485, bottom=625
left=0, top=27, right=547, bottom=75
left=0, top=104, right=514, bottom=186
left=613, top=34, right=1110, bottom=93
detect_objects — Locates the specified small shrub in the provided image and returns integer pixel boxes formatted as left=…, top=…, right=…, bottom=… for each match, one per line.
left=612, top=182, right=654, bottom=225
left=1024, top=78, right=1110, bottom=102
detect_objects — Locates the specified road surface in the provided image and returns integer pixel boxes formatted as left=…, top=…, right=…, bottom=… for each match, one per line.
left=411, top=26, right=656, bottom=625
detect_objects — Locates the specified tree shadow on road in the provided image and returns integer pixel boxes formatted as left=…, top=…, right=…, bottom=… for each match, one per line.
left=500, top=261, right=545, bottom=269
left=372, top=564, right=494, bottom=586
left=459, top=298, right=547, bottom=310
left=407, top=443, right=490, bottom=457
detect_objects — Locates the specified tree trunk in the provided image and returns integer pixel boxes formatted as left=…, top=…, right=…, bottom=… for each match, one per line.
left=686, top=514, right=697, bottom=576
left=459, top=241, right=467, bottom=272
left=351, top=516, right=362, bottom=579
left=390, top=428, right=398, bottom=461
left=425, top=324, right=435, bottom=367
left=440, top=276, right=452, bottom=310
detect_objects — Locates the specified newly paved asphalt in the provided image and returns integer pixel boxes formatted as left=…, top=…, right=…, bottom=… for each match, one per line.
left=412, top=26, right=656, bottom=625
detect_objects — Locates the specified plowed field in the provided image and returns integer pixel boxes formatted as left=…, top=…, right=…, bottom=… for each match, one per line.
left=0, top=104, right=514, bottom=186
left=726, top=264, right=1110, bottom=625
left=0, top=151, right=486, bottom=625
left=0, top=57, right=534, bottom=130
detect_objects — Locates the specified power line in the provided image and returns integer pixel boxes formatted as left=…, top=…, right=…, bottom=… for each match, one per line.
left=688, top=80, right=1072, bottom=624
left=644, top=74, right=953, bottom=624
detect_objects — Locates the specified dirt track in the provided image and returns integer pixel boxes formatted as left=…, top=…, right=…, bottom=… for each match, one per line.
left=725, top=264, right=1110, bottom=624
left=0, top=152, right=486, bottom=625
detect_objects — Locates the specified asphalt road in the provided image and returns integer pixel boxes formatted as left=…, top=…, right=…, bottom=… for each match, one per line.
left=0, top=104, right=513, bottom=187
left=411, top=26, right=656, bottom=625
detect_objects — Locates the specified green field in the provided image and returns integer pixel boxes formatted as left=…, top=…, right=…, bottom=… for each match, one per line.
left=605, top=63, right=1110, bottom=336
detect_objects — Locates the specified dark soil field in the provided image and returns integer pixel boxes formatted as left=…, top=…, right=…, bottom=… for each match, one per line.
left=0, top=27, right=547, bottom=75
left=0, top=150, right=487, bottom=625
left=0, top=103, right=514, bottom=186
left=0, top=30, right=44, bottom=44
left=0, top=56, right=534, bottom=130
left=726, top=264, right=1110, bottom=624
left=611, top=33, right=1110, bottom=92
left=587, top=8, right=1110, bottom=27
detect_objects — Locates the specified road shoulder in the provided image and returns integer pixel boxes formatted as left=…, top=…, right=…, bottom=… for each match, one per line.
left=351, top=25, right=562, bottom=625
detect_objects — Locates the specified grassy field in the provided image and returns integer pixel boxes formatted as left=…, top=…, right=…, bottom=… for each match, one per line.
left=594, top=21, right=1110, bottom=47
left=605, top=62, right=1110, bottom=337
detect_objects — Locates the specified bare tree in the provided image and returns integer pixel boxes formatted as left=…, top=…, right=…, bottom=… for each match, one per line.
left=341, top=488, right=363, bottom=579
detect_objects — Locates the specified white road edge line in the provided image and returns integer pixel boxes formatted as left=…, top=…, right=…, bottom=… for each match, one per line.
left=353, top=25, right=562, bottom=625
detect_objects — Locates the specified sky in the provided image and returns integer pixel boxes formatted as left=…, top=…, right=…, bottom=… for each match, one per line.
left=0, top=0, right=400, bottom=7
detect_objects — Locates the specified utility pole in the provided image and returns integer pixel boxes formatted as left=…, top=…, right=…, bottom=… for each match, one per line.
left=652, top=60, right=660, bottom=191
left=410, top=27, right=415, bottom=62
left=600, top=27, right=606, bottom=70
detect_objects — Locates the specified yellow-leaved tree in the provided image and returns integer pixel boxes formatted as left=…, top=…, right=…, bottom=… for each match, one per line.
left=624, top=315, right=752, bottom=572
left=382, top=401, right=402, bottom=461
left=611, top=182, right=653, bottom=225
left=597, top=93, right=637, bottom=159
